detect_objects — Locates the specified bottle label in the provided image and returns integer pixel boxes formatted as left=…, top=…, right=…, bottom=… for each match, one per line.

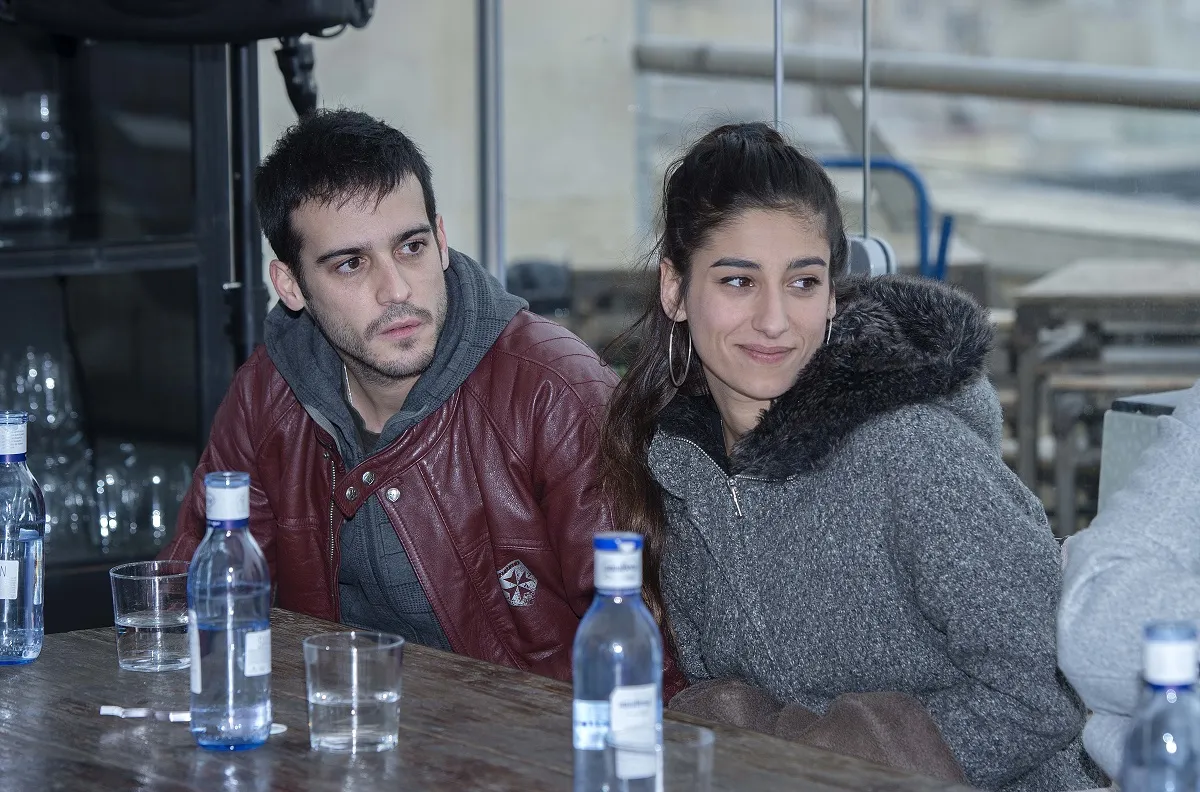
left=595, top=550, right=641, bottom=592
left=188, top=610, right=201, bottom=694
left=610, top=684, right=659, bottom=781
left=205, top=486, right=249, bottom=522
left=32, top=555, right=42, bottom=607
left=572, top=699, right=610, bottom=750
left=243, top=628, right=271, bottom=677
left=0, top=423, right=26, bottom=457
left=0, top=561, right=18, bottom=600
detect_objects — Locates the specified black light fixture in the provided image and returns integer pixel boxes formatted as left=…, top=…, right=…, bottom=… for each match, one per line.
left=0, top=0, right=376, bottom=117
left=0, top=0, right=373, bottom=44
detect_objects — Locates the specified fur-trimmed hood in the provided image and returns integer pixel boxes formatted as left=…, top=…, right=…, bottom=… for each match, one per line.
left=656, top=275, right=995, bottom=479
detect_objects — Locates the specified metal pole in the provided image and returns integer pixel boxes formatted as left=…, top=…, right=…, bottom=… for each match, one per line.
left=191, top=44, right=237, bottom=445
left=634, top=0, right=650, bottom=234
left=861, top=0, right=870, bottom=238
left=231, top=42, right=266, bottom=361
left=634, top=40, right=1200, bottom=112
left=773, top=0, right=784, bottom=127
left=478, top=0, right=506, bottom=288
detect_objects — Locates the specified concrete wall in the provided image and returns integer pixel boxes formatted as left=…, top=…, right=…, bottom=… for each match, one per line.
left=257, top=0, right=480, bottom=267
left=256, top=0, right=640, bottom=275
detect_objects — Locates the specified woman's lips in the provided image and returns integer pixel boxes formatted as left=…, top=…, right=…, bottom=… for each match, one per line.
left=739, top=344, right=792, bottom=364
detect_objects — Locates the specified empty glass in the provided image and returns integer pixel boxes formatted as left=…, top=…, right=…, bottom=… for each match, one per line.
left=17, top=92, right=72, bottom=223
left=109, top=560, right=190, bottom=672
left=0, top=95, right=21, bottom=228
left=303, top=631, right=405, bottom=753
left=606, top=721, right=715, bottom=792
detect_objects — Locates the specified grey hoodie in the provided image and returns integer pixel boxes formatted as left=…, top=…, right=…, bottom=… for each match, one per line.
left=1059, top=380, right=1200, bottom=779
left=649, top=276, right=1104, bottom=792
left=264, top=249, right=524, bottom=648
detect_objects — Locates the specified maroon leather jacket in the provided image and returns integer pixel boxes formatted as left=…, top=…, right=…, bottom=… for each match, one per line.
left=162, top=311, right=686, bottom=698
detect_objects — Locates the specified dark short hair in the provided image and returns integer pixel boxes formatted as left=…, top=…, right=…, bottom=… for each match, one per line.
left=254, top=108, right=437, bottom=290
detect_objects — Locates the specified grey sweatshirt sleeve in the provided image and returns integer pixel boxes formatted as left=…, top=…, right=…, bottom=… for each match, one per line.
left=1058, top=381, right=1200, bottom=779
left=893, top=407, right=1085, bottom=790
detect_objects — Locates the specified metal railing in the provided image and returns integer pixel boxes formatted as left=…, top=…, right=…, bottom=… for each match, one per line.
left=634, top=38, right=1200, bottom=111
left=820, top=157, right=954, bottom=280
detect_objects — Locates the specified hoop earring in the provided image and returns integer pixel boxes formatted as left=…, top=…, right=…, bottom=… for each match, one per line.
left=668, top=321, right=693, bottom=388
left=825, top=318, right=833, bottom=345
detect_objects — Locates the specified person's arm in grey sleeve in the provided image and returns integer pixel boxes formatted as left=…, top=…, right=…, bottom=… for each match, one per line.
left=1058, top=381, right=1200, bottom=778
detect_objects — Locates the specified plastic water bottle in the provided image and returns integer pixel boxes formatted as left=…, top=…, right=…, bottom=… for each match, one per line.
left=0, top=412, right=44, bottom=664
left=1121, top=621, right=1200, bottom=792
left=187, top=471, right=272, bottom=750
left=573, top=532, right=663, bottom=792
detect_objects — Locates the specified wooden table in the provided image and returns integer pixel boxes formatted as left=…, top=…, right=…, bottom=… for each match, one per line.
left=0, top=609, right=972, bottom=791
left=1012, top=259, right=1200, bottom=492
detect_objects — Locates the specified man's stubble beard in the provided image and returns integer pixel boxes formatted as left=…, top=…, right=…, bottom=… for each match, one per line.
left=307, top=290, right=448, bottom=386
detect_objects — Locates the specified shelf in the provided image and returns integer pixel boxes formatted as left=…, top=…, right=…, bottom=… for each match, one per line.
left=0, top=236, right=201, bottom=279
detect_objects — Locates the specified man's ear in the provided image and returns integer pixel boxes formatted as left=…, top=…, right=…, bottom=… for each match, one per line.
left=659, top=259, right=687, bottom=322
left=270, top=259, right=306, bottom=311
left=436, top=215, right=449, bottom=271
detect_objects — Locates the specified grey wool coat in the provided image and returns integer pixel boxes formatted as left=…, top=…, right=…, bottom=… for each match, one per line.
left=648, top=276, right=1105, bottom=792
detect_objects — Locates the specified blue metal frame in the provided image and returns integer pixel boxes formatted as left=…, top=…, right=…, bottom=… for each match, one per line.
left=819, top=156, right=952, bottom=280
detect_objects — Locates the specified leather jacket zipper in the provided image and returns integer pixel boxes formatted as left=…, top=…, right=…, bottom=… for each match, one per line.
left=327, top=456, right=337, bottom=571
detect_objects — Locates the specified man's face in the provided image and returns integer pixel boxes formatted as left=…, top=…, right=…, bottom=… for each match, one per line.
left=271, top=179, right=449, bottom=385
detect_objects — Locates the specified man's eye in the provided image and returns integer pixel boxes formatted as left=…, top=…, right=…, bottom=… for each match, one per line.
left=401, top=240, right=426, bottom=256
left=337, top=257, right=364, bottom=273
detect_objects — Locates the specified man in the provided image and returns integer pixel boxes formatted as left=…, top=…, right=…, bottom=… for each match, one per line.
left=162, top=109, right=628, bottom=685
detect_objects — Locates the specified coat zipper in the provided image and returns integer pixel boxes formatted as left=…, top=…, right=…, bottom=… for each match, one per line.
left=727, top=478, right=743, bottom=518
left=665, top=435, right=781, bottom=519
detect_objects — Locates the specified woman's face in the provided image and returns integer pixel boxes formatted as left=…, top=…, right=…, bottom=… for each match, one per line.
left=661, top=208, right=835, bottom=418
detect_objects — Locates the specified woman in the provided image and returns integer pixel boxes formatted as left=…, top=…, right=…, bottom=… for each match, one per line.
left=601, top=122, right=1104, bottom=792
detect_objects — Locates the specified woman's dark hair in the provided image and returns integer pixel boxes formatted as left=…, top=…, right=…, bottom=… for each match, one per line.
left=600, top=121, right=849, bottom=642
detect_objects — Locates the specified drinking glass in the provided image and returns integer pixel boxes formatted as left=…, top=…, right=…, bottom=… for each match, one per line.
left=109, top=560, right=190, bottom=671
left=303, top=631, right=405, bottom=753
left=605, top=721, right=715, bottom=792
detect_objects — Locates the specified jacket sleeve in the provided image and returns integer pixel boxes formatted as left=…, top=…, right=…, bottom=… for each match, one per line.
left=892, top=409, right=1085, bottom=790
left=1058, top=380, right=1200, bottom=778
left=528, top=358, right=692, bottom=700
left=158, top=357, right=278, bottom=580
left=528, top=363, right=619, bottom=621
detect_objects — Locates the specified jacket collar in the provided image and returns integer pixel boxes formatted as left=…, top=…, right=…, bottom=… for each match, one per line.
left=658, top=275, right=993, bottom=479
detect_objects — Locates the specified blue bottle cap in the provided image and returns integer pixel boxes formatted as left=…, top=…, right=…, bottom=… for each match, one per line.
left=594, top=532, right=643, bottom=553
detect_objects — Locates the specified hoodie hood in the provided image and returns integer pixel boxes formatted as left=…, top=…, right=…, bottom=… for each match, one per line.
left=658, top=275, right=995, bottom=479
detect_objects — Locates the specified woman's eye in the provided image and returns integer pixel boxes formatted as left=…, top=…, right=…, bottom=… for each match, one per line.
left=720, top=276, right=752, bottom=288
left=791, top=276, right=820, bottom=290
